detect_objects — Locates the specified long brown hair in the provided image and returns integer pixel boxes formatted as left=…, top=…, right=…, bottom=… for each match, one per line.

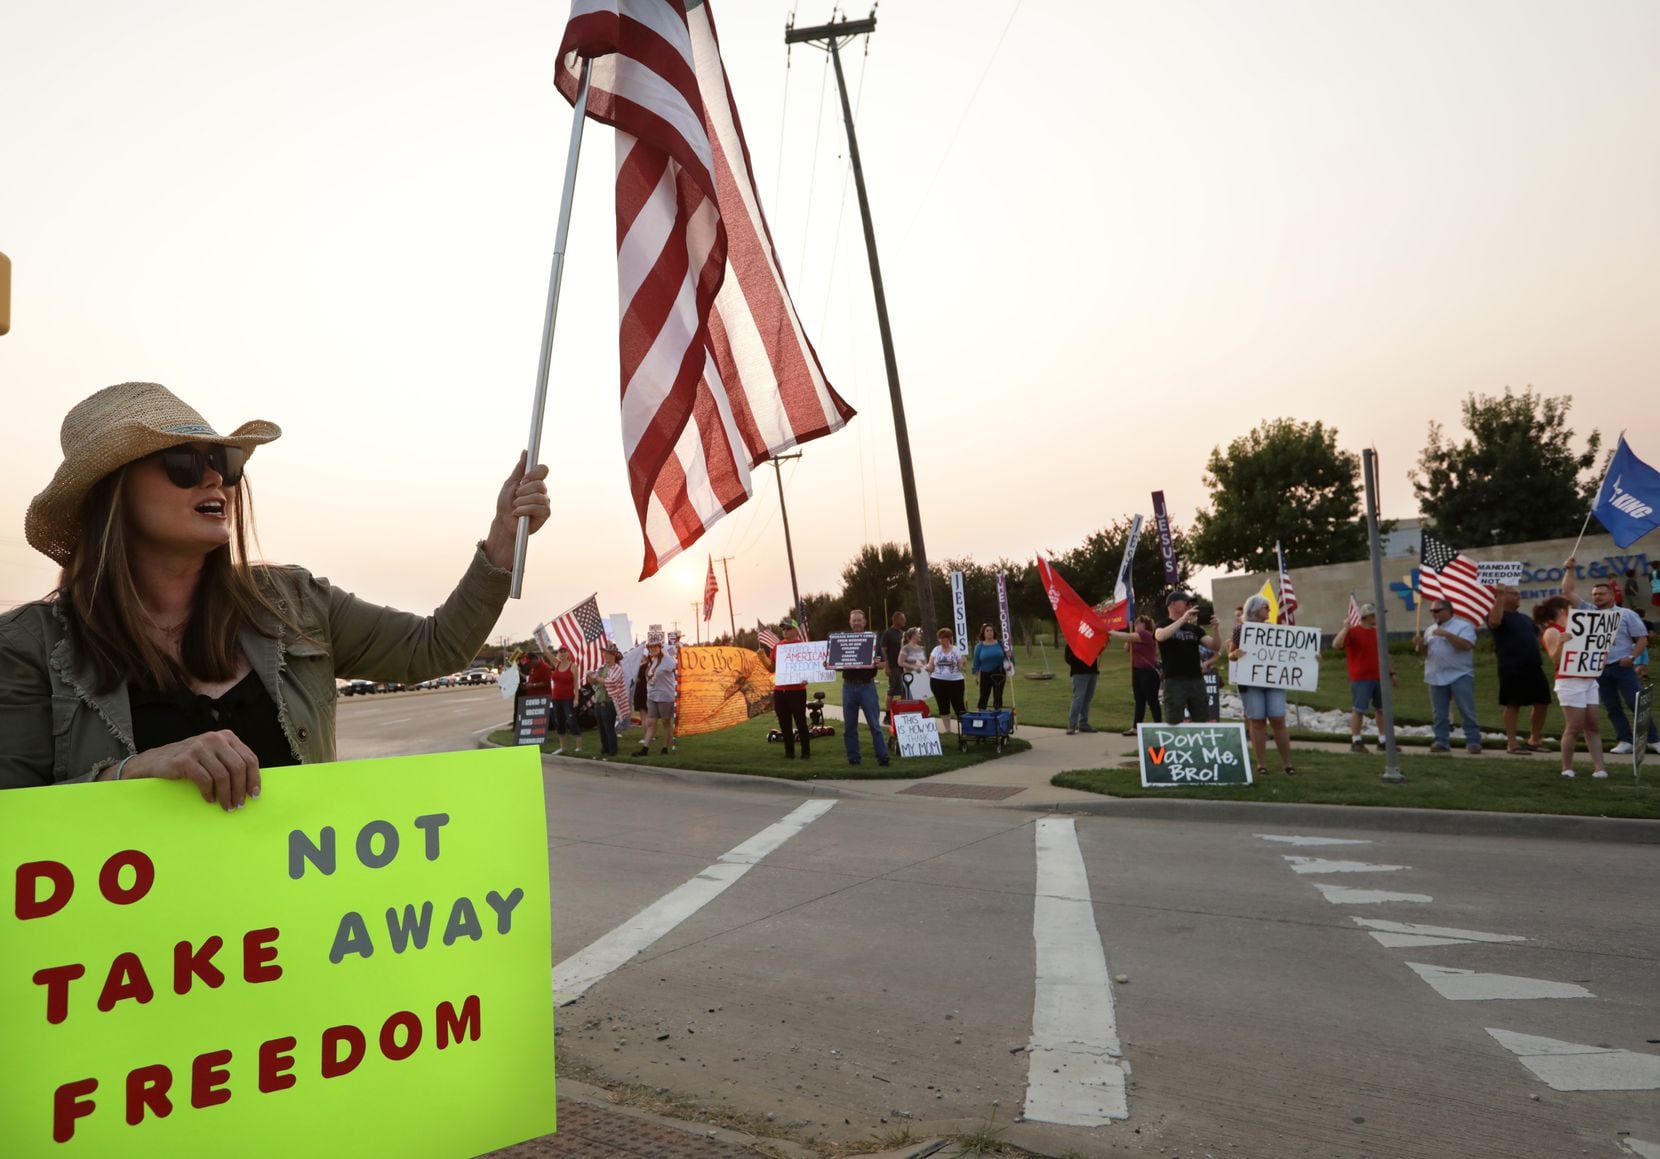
left=58, top=461, right=291, bottom=694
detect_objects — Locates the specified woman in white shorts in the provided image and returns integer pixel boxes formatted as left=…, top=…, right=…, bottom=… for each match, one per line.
left=1537, top=596, right=1606, bottom=779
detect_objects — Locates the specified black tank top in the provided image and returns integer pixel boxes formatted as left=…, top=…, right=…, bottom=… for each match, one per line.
left=130, top=669, right=295, bottom=769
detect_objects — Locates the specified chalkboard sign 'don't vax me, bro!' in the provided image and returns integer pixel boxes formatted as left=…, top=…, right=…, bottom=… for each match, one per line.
left=825, top=631, right=878, bottom=669
left=1137, top=722, right=1254, bottom=786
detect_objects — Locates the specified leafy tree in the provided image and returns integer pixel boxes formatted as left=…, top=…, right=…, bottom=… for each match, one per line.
left=1049, top=516, right=1198, bottom=610
left=1189, top=419, right=1368, bottom=572
left=838, top=542, right=915, bottom=625
left=1410, top=387, right=1602, bottom=546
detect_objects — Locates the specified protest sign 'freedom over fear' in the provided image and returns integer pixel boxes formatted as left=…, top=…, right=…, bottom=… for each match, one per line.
left=1231, top=623, right=1323, bottom=693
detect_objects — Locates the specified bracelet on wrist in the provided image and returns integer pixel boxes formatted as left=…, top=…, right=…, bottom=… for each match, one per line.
left=112, top=755, right=133, bottom=781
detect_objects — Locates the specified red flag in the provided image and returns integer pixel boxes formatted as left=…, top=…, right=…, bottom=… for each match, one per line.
left=1093, top=597, right=1130, bottom=633
left=556, top=0, right=854, bottom=579
left=1037, top=556, right=1111, bottom=665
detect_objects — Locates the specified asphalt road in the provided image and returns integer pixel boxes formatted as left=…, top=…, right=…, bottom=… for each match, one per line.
left=340, top=691, right=1660, bottom=1158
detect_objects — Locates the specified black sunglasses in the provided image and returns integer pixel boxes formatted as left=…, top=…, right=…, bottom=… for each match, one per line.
left=154, top=445, right=246, bottom=489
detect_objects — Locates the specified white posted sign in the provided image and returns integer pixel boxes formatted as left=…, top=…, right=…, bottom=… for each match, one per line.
left=1231, top=623, right=1323, bottom=692
left=1476, top=561, right=1524, bottom=586
left=894, top=712, right=943, bottom=757
left=773, top=641, right=839, bottom=684
left=1556, top=608, right=1620, bottom=678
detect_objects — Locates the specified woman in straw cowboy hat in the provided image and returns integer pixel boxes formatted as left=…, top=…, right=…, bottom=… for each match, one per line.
left=0, top=382, right=550, bottom=807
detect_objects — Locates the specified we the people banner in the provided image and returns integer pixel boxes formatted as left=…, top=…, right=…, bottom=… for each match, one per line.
left=1556, top=608, right=1621, bottom=679
left=1230, top=622, right=1323, bottom=692
left=675, top=646, right=775, bottom=736
left=0, top=748, right=555, bottom=1156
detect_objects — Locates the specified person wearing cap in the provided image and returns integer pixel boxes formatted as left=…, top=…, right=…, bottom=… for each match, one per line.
left=634, top=632, right=678, bottom=756
left=0, top=382, right=549, bottom=805
left=768, top=621, right=811, bottom=759
left=587, top=643, right=625, bottom=759
left=1153, top=590, right=1218, bottom=724
left=1332, top=601, right=1397, bottom=753
left=1484, top=583, right=1550, bottom=754
left=1413, top=599, right=1482, bottom=754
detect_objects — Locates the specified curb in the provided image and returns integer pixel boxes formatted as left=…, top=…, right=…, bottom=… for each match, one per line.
left=478, top=734, right=849, bottom=799
left=1020, top=793, right=1660, bottom=843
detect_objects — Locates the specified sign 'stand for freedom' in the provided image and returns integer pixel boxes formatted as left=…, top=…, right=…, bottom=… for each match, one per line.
left=893, top=713, right=943, bottom=758
left=1137, top=723, right=1254, bottom=785
left=1557, top=608, right=1621, bottom=679
left=772, top=641, right=838, bottom=685
left=0, top=748, right=556, bottom=1157
left=825, top=631, right=878, bottom=669
left=1231, top=623, right=1323, bottom=693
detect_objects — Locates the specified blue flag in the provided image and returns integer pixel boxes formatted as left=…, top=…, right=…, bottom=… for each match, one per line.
left=1593, top=436, right=1660, bottom=548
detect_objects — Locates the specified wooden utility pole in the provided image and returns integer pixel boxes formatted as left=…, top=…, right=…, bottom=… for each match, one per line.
left=714, top=556, right=738, bottom=642
left=785, top=12, right=937, bottom=635
left=771, top=453, right=804, bottom=626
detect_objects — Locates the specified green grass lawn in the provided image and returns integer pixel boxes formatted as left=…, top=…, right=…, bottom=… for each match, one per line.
left=1004, top=641, right=1630, bottom=746
left=1052, top=749, right=1660, bottom=819
left=489, top=713, right=1030, bottom=781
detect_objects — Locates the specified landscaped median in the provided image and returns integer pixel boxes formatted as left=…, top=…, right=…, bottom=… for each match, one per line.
left=488, top=715, right=1030, bottom=781
left=1053, top=749, right=1660, bottom=819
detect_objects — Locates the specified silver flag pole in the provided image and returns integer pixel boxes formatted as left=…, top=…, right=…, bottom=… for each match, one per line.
left=512, top=56, right=592, bottom=599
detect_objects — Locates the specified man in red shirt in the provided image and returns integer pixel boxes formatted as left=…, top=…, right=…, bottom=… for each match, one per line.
left=1332, top=604, right=1396, bottom=753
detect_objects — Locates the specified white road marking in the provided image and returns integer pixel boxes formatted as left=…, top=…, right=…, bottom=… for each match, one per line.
left=1352, top=918, right=1525, bottom=949
left=1621, top=1139, right=1660, bottom=1158
left=1024, top=818, right=1129, bottom=1126
left=1255, top=834, right=1371, bottom=846
left=378, top=716, right=413, bottom=726
left=1406, top=962, right=1593, bottom=1001
left=1487, top=1029, right=1660, bottom=1092
left=552, top=799, right=837, bottom=1006
left=1284, top=856, right=1407, bottom=874
left=1311, top=883, right=1432, bottom=904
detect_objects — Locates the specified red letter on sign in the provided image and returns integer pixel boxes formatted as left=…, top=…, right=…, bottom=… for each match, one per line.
left=98, top=849, right=155, bottom=906
left=379, top=1010, right=422, bottom=1061
left=33, top=963, right=86, bottom=1025
left=436, top=995, right=481, bottom=1048
left=190, top=1049, right=233, bottom=1109
left=16, top=860, right=73, bottom=919
left=320, top=1025, right=366, bottom=1078
left=173, top=936, right=225, bottom=995
left=258, top=1036, right=298, bottom=1094
left=97, top=952, right=155, bottom=1013
left=52, top=1077, right=98, bottom=1143
left=243, top=927, right=282, bottom=984
left=125, top=1064, right=173, bottom=1126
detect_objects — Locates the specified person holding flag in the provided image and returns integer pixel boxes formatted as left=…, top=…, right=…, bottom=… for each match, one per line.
left=1332, top=597, right=1395, bottom=753
left=1107, top=615, right=1161, bottom=734
left=1413, top=598, right=1483, bottom=754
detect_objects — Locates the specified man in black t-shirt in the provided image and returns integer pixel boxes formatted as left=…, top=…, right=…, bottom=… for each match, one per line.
left=881, top=610, right=907, bottom=721
left=1485, top=584, right=1549, bottom=753
left=1154, top=590, right=1218, bottom=723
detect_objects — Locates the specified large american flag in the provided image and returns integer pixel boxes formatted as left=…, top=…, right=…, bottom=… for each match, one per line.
left=555, top=0, right=855, bottom=579
left=1419, top=530, right=1495, bottom=622
left=1276, top=540, right=1298, bottom=625
left=702, top=555, right=718, bottom=622
left=551, top=594, right=612, bottom=679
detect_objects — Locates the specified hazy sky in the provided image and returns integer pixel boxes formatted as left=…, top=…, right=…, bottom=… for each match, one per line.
left=3, top=0, right=1655, bottom=643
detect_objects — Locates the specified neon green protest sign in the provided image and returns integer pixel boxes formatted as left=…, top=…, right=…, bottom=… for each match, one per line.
left=0, top=747, right=555, bottom=1156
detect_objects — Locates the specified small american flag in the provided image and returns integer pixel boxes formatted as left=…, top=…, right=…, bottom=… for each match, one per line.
left=1420, top=530, right=1495, bottom=622
left=1345, top=594, right=1364, bottom=629
left=551, top=593, right=611, bottom=680
left=756, top=621, right=779, bottom=652
left=1276, top=540, right=1298, bottom=625
left=703, top=556, right=719, bottom=622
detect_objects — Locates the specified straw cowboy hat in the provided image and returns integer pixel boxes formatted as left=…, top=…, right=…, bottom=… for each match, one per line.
left=26, top=382, right=281, bottom=565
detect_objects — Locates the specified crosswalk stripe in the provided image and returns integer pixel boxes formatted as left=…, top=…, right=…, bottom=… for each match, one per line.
left=552, top=799, right=837, bottom=1005
left=1024, top=818, right=1129, bottom=1126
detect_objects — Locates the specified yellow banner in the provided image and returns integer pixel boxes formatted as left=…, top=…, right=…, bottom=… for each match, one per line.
left=675, top=646, right=775, bottom=736
left=0, top=748, right=555, bottom=1157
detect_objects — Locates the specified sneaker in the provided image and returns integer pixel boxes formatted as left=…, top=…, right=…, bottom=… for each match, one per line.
left=1067, top=727, right=1078, bottom=736
left=1429, top=743, right=1450, bottom=754
left=1119, top=729, right=1138, bottom=737
left=1466, top=744, right=1482, bottom=755
left=574, top=745, right=582, bottom=753
left=1350, top=739, right=1367, bottom=754
left=632, top=747, right=649, bottom=757
left=1591, top=769, right=1609, bottom=779
left=1610, top=741, right=1635, bottom=755
left=1560, top=769, right=1576, bottom=778
left=550, top=747, right=564, bottom=756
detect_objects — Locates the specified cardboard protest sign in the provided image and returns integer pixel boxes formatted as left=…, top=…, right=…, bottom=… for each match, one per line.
left=1476, top=561, right=1524, bottom=586
left=1137, top=723, right=1253, bottom=785
left=825, top=632, right=878, bottom=669
left=1556, top=608, right=1620, bottom=678
left=773, top=641, right=837, bottom=685
left=675, top=646, right=774, bottom=737
left=0, top=748, right=554, bottom=1156
left=894, top=713, right=943, bottom=758
left=1231, top=623, right=1322, bottom=693
left=514, top=695, right=551, bottom=745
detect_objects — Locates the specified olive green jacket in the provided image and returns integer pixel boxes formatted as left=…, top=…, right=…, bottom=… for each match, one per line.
left=0, top=546, right=511, bottom=789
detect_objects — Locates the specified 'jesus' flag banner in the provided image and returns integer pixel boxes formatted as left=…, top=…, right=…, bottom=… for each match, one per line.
left=1151, top=491, right=1180, bottom=586
left=1037, top=555, right=1110, bottom=666
left=1592, top=436, right=1660, bottom=549
left=0, top=748, right=555, bottom=1156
